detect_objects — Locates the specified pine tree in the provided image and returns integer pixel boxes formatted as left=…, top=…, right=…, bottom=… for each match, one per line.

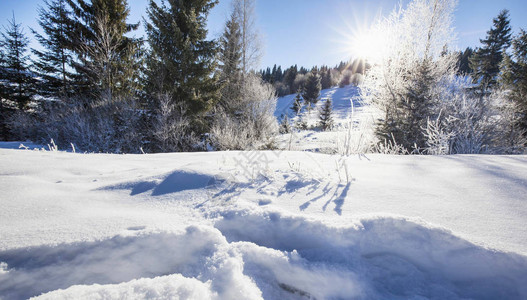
left=282, top=65, right=297, bottom=94
left=291, top=89, right=303, bottom=114
left=279, top=114, right=290, bottom=134
left=319, top=96, right=333, bottom=131
left=0, top=14, right=34, bottom=110
left=67, top=0, right=142, bottom=99
left=32, top=0, right=75, bottom=98
left=145, top=0, right=219, bottom=130
left=302, top=71, right=321, bottom=108
left=457, top=47, right=474, bottom=75
left=470, top=10, right=512, bottom=91
left=218, top=11, right=243, bottom=113
left=500, top=29, right=527, bottom=138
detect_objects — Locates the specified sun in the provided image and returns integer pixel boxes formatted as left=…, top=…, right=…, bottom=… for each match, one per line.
left=350, top=29, right=387, bottom=64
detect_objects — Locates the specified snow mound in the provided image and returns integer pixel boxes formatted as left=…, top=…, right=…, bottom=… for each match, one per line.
left=2, top=210, right=527, bottom=299
left=214, top=208, right=527, bottom=299
left=33, top=274, right=214, bottom=300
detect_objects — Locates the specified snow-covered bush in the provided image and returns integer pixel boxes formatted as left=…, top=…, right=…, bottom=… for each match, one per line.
left=34, top=96, right=145, bottom=153
left=211, top=73, right=278, bottom=150
left=151, top=93, right=199, bottom=153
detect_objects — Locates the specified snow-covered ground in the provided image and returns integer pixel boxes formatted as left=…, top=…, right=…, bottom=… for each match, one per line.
left=1, top=146, right=527, bottom=299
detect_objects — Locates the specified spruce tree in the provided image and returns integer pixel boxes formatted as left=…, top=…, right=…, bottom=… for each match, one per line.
left=319, top=96, right=333, bottom=131
left=279, top=114, right=290, bottom=134
left=145, top=0, right=219, bottom=130
left=457, top=47, right=474, bottom=75
left=500, top=29, right=527, bottom=138
left=0, top=14, right=34, bottom=110
left=302, top=71, right=321, bottom=107
left=32, top=0, right=75, bottom=98
left=291, top=89, right=303, bottom=114
left=283, top=65, right=297, bottom=94
left=470, top=10, right=512, bottom=91
left=67, top=0, right=141, bottom=99
left=218, top=11, right=243, bottom=113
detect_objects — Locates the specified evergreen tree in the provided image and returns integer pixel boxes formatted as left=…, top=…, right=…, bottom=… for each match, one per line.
left=320, top=69, right=332, bottom=90
left=457, top=47, right=474, bottom=75
left=500, top=29, right=527, bottom=138
left=279, top=114, right=290, bottom=134
left=302, top=71, right=321, bottom=107
left=0, top=14, right=34, bottom=110
left=67, top=0, right=142, bottom=99
left=218, top=11, right=243, bottom=113
left=470, top=10, right=512, bottom=91
left=32, top=0, right=75, bottom=98
left=291, top=89, right=303, bottom=114
left=319, top=96, right=333, bottom=131
left=283, top=65, right=297, bottom=94
left=145, top=0, right=219, bottom=130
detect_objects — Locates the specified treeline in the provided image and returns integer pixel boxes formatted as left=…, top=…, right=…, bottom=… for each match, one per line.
left=0, top=0, right=276, bottom=153
left=260, top=59, right=367, bottom=97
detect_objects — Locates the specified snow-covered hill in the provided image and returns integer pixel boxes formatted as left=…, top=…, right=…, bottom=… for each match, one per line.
left=1, top=148, right=526, bottom=299
left=274, top=85, right=377, bottom=154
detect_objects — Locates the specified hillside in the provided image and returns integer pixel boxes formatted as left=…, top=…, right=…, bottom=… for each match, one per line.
left=274, top=85, right=377, bottom=154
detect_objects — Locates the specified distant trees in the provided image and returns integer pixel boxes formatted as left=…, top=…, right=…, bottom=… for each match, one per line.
left=260, top=59, right=365, bottom=97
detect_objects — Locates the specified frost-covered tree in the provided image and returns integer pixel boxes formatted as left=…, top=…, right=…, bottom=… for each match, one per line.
left=232, top=0, right=261, bottom=74
left=361, top=0, right=458, bottom=151
left=470, top=10, right=512, bottom=92
left=291, top=89, right=303, bottom=114
left=210, top=1, right=277, bottom=150
left=319, top=96, right=333, bottom=131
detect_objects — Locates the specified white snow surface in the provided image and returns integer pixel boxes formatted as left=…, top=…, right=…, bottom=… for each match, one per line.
left=1, top=145, right=527, bottom=299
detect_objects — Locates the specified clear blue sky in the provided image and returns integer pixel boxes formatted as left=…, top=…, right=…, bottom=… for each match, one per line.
left=1, top=0, right=526, bottom=69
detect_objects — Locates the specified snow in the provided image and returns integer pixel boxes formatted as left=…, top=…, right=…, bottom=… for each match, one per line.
left=0, top=84, right=526, bottom=300
left=1, top=143, right=527, bottom=299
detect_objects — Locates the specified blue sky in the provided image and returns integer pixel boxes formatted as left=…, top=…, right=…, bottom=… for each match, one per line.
left=1, top=0, right=526, bottom=69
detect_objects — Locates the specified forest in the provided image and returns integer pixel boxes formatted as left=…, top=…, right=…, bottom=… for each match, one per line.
left=0, top=0, right=525, bottom=155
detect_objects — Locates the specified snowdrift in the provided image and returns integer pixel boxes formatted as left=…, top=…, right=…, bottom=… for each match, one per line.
left=1, top=148, right=527, bottom=299
left=2, top=209, right=526, bottom=299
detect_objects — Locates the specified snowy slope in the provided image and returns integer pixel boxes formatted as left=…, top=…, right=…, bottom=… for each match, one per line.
left=275, top=85, right=377, bottom=153
left=1, top=148, right=527, bottom=299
